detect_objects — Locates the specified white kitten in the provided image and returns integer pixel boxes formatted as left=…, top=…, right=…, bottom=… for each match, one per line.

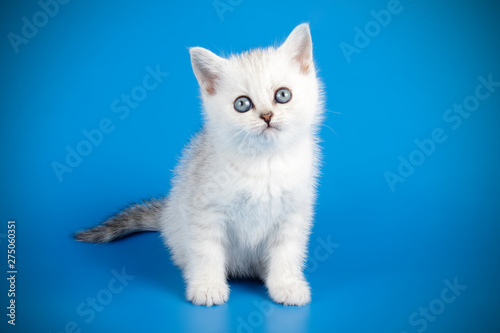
left=75, top=23, right=324, bottom=306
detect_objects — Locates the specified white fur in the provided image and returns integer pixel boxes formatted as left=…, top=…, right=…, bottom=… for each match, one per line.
left=159, top=24, right=323, bottom=306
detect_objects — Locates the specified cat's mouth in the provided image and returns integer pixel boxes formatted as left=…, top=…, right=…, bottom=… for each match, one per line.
left=261, top=124, right=281, bottom=134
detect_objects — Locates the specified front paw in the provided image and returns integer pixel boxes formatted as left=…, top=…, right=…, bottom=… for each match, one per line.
left=186, top=283, right=229, bottom=306
left=267, top=280, right=311, bottom=306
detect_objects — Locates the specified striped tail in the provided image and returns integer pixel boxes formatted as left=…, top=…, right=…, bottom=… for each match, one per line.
left=74, top=198, right=164, bottom=243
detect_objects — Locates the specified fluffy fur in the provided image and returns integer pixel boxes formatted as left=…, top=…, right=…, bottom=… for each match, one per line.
left=75, top=23, right=324, bottom=306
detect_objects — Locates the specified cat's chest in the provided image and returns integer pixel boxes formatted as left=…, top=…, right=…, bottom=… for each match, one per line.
left=220, top=144, right=314, bottom=227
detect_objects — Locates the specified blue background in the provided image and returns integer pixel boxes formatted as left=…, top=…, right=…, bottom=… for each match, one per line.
left=1, top=0, right=499, bottom=332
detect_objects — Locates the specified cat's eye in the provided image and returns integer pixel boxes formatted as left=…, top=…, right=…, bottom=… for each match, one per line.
left=234, top=96, right=253, bottom=113
left=275, top=88, right=292, bottom=104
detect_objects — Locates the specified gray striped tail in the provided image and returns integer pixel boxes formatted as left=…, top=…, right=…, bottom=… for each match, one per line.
left=74, top=198, right=164, bottom=243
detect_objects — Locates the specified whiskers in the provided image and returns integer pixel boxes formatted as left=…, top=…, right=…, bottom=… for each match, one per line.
left=226, top=128, right=247, bottom=145
left=237, top=130, right=255, bottom=152
left=321, top=124, right=339, bottom=138
left=223, top=122, right=280, bottom=155
left=322, top=109, right=341, bottom=138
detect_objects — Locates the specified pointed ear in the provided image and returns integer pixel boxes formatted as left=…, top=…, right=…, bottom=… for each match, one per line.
left=189, top=47, right=225, bottom=96
left=279, top=23, right=313, bottom=74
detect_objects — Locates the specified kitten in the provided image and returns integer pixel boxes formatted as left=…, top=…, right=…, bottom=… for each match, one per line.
left=75, top=23, right=324, bottom=306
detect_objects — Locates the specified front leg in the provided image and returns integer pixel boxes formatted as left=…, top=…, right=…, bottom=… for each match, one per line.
left=183, top=211, right=229, bottom=306
left=264, top=211, right=312, bottom=306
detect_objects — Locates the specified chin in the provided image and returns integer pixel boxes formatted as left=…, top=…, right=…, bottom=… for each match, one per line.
left=257, top=128, right=296, bottom=150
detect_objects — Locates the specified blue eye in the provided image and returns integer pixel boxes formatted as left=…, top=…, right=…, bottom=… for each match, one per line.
left=275, top=88, right=292, bottom=103
left=234, top=96, right=253, bottom=112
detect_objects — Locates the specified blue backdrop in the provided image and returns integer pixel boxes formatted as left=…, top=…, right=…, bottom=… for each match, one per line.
left=1, top=0, right=499, bottom=332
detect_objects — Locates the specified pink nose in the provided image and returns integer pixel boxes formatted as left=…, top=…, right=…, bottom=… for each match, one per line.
left=260, top=112, right=273, bottom=125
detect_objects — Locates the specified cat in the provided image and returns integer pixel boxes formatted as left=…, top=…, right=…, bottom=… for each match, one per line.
left=75, top=23, right=324, bottom=306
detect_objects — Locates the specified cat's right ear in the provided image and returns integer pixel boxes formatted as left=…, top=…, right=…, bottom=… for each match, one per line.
left=189, top=47, right=225, bottom=96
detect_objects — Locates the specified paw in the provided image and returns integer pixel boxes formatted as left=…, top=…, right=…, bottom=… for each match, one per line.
left=267, top=280, right=311, bottom=306
left=186, top=283, right=229, bottom=306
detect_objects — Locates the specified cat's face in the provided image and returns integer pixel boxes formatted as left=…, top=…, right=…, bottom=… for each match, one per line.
left=190, top=24, right=322, bottom=154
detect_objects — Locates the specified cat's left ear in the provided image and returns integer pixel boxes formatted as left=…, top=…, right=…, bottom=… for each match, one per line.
left=189, top=47, right=226, bottom=96
left=279, top=23, right=313, bottom=74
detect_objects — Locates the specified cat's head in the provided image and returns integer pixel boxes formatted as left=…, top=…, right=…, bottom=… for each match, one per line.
left=189, top=23, right=323, bottom=155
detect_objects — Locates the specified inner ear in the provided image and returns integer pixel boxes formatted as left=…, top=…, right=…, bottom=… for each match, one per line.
left=189, top=47, right=225, bottom=95
left=280, top=23, right=313, bottom=74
